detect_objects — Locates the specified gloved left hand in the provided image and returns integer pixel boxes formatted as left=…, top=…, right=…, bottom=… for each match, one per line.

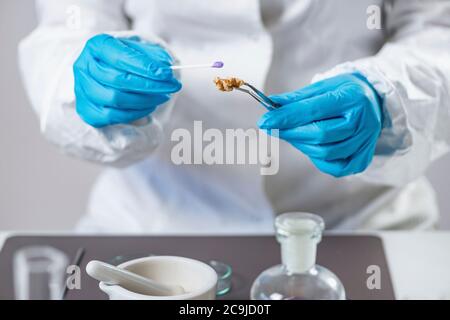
left=74, top=34, right=181, bottom=128
left=258, top=73, right=383, bottom=177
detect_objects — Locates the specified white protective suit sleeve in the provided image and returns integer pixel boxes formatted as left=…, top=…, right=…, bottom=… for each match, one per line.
left=313, top=0, right=450, bottom=186
left=18, top=0, right=178, bottom=166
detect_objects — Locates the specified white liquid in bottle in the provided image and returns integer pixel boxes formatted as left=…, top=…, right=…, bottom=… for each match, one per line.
left=251, top=212, right=346, bottom=300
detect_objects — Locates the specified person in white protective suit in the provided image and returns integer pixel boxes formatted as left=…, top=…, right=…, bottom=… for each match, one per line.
left=19, top=0, right=450, bottom=233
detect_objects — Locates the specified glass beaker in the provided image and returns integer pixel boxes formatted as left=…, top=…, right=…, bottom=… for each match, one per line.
left=13, top=246, right=68, bottom=300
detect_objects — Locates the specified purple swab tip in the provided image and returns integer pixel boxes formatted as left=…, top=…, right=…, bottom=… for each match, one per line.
left=212, top=61, right=224, bottom=68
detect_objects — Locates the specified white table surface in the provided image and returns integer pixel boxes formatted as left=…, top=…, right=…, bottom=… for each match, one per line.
left=1, top=231, right=449, bottom=300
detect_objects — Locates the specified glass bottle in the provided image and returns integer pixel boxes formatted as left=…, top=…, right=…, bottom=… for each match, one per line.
left=251, top=212, right=345, bottom=300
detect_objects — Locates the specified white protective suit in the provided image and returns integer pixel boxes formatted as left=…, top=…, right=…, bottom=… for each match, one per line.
left=19, top=0, right=450, bottom=233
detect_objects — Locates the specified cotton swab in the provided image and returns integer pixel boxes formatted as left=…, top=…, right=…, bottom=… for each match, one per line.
left=170, top=61, right=224, bottom=70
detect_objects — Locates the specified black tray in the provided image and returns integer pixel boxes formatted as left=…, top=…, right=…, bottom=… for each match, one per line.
left=0, top=235, right=395, bottom=300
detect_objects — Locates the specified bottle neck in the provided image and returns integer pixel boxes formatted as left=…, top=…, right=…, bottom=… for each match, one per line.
left=280, top=235, right=317, bottom=274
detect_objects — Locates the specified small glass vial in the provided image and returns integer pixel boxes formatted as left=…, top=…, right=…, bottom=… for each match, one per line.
left=251, top=212, right=345, bottom=300
left=13, top=246, right=68, bottom=300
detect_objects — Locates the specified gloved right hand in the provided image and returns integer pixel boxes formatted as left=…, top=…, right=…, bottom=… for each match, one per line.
left=74, top=34, right=182, bottom=128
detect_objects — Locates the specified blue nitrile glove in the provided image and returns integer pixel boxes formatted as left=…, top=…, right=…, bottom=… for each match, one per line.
left=74, top=34, right=181, bottom=128
left=258, top=73, right=383, bottom=177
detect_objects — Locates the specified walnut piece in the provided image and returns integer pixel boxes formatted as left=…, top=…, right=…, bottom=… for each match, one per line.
left=213, top=77, right=245, bottom=92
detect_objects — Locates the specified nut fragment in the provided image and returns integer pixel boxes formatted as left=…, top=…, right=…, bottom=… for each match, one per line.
left=213, top=77, right=245, bottom=92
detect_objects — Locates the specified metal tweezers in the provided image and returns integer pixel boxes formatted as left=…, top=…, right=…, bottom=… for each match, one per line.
left=235, top=83, right=281, bottom=110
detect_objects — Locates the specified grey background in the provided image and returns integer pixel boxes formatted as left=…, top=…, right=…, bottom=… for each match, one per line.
left=1, top=1, right=449, bottom=231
